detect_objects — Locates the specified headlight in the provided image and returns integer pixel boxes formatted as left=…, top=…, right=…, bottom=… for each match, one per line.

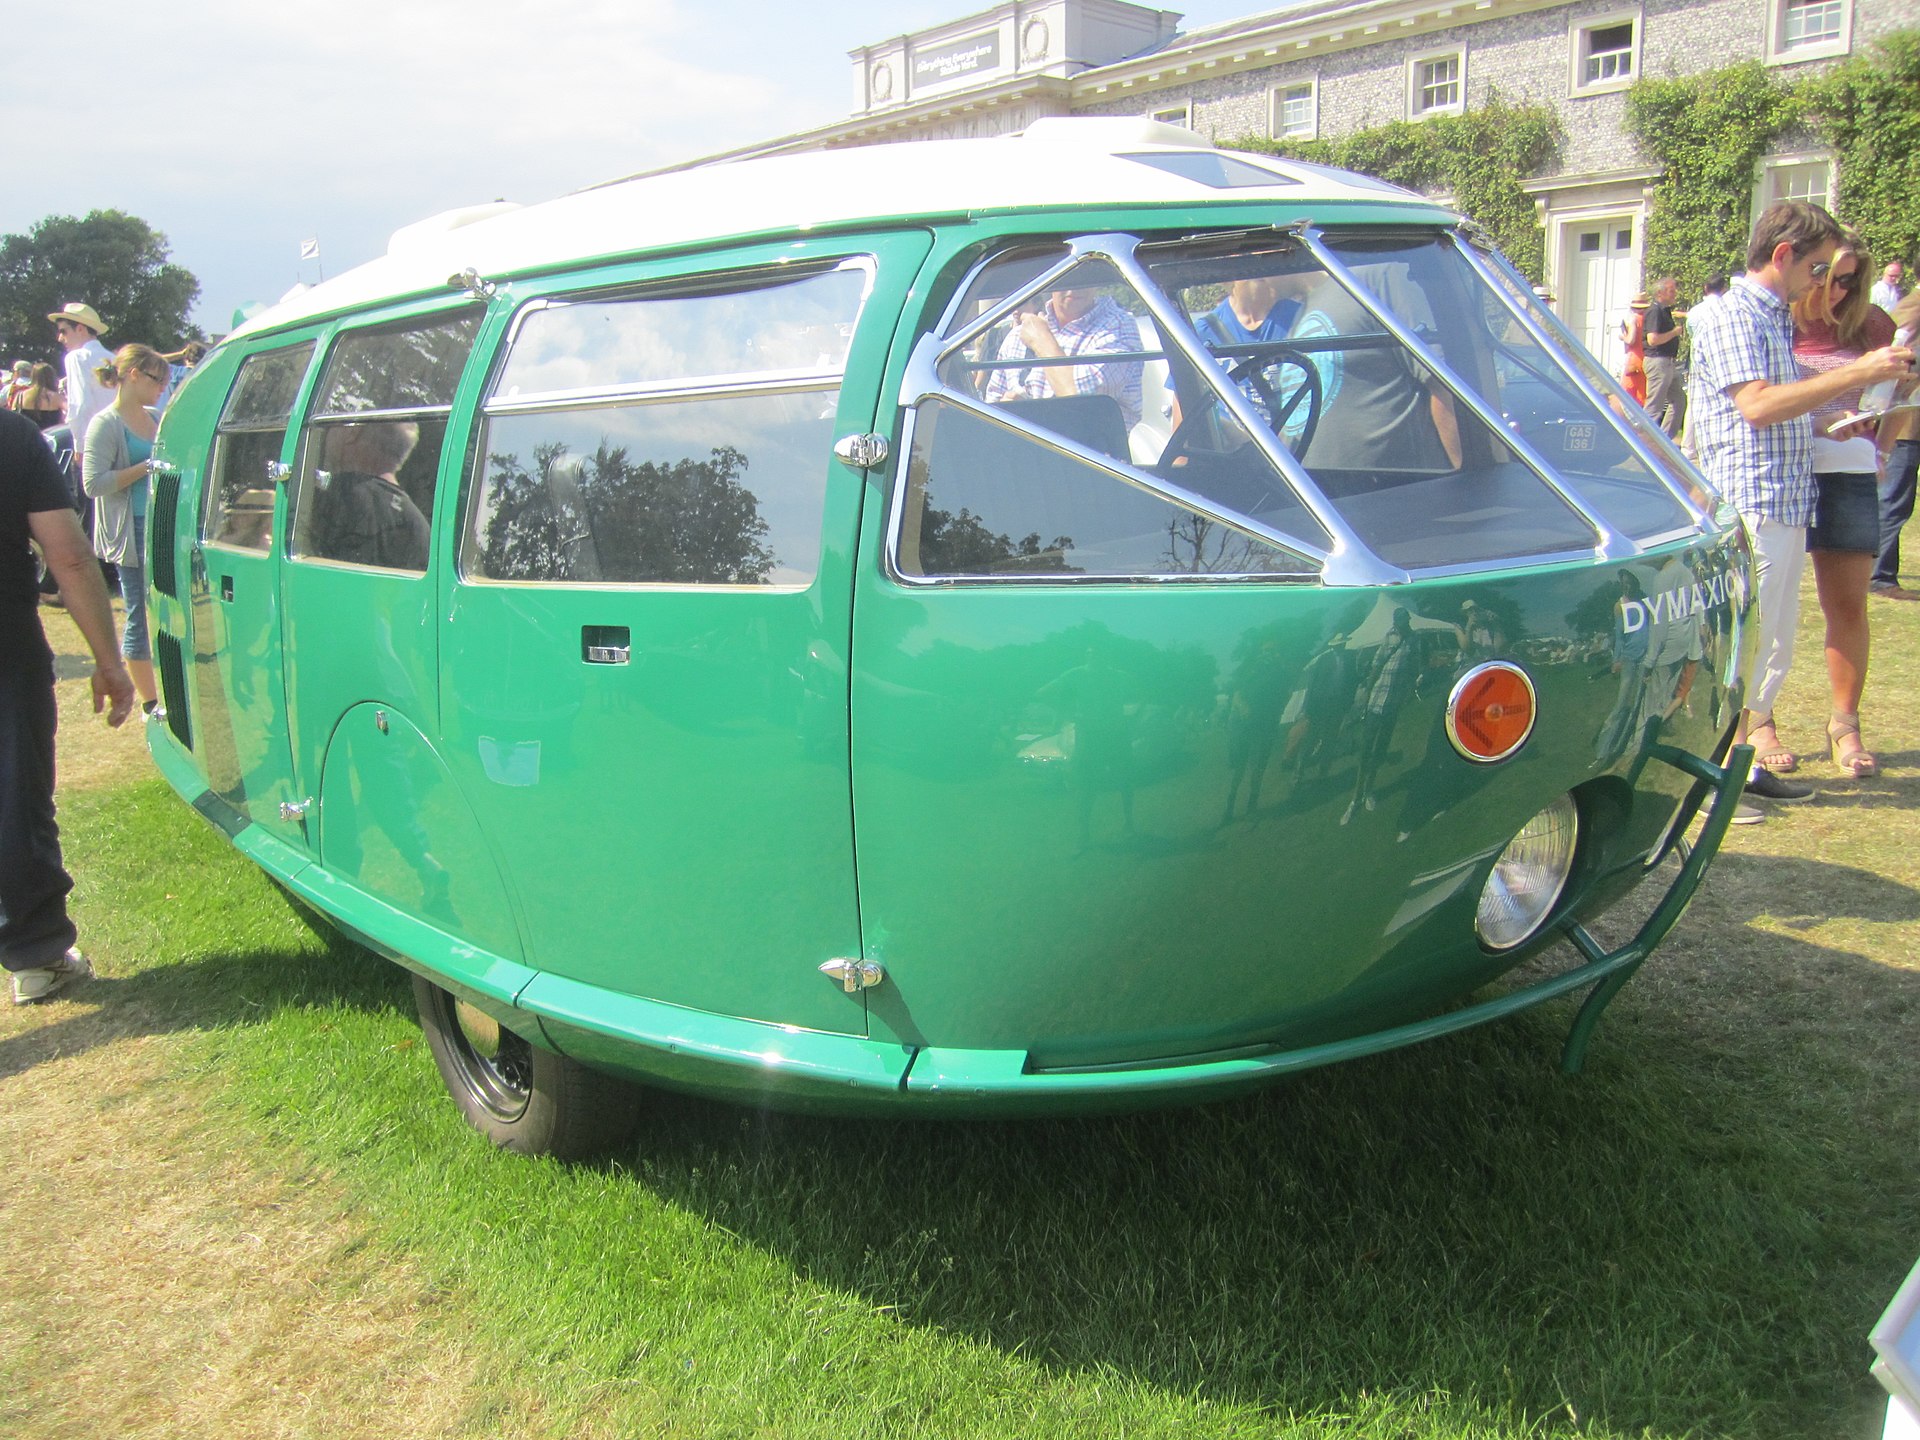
left=1476, top=795, right=1579, bottom=950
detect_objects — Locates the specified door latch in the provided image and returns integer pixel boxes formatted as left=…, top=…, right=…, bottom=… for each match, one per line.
left=819, top=958, right=886, bottom=994
left=279, top=797, right=313, bottom=822
left=832, top=433, right=889, bottom=470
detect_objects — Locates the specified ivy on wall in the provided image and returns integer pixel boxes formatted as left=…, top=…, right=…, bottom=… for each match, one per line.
left=1219, top=32, right=1920, bottom=301
left=1623, top=34, right=1919, bottom=297
left=1223, top=96, right=1561, bottom=281
left=1800, top=31, right=1920, bottom=278
left=1623, top=62, right=1802, bottom=299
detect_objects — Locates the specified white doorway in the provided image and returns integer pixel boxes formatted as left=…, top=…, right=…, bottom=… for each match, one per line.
left=1562, top=217, right=1637, bottom=377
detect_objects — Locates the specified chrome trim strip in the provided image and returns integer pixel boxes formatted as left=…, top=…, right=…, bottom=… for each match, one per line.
left=1388, top=545, right=1612, bottom=584
left=484, top=374, right=842, bottom=417
left=1447, top=231, right=1713, bottom=530
left=1298, top=226, right=1636, bottom=561
left=485, top=254, right=877, bottom=410
left=309, top=404, right=458, bottom=423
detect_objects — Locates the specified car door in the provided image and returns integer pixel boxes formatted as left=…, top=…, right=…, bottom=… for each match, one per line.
left=189, top=339, right=317, bottom=833
left=440, top=233, right=932, bottom=1035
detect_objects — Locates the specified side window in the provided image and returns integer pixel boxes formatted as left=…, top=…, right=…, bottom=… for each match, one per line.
left=463, top=259, right=870, bottom=587
left=896, top=247, right=1320, bottom=581
left=202, top=343, right=314, bottom=552
left=290, top=310, right=481, bottom=573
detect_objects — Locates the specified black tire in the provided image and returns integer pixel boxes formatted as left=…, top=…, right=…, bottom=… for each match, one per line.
left=412, top=973, right=639, bottom=1158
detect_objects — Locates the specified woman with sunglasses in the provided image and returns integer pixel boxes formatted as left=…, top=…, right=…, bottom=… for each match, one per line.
left=80, top=344, right=167, bottom=715
left=1789, top=231, right=1897, bottom=778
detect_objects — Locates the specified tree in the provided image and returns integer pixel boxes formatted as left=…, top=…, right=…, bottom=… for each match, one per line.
left=476, top=439, right=778, bottom=585
left=0, top=210, right=202, bottom=366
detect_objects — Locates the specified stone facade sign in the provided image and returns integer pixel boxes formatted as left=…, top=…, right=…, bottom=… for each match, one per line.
left=914, top=31, right=1002, bottom=89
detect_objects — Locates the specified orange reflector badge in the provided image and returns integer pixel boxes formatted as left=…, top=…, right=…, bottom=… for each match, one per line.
left=1446, top=662, right=1537, bottom=763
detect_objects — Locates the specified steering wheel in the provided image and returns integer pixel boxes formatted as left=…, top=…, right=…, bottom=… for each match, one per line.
left=1157, top=348, right=1323, bottom=476
left=1232, top=351, right=1322, bottom=457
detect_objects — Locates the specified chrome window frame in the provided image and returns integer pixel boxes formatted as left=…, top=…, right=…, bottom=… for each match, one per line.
left=458, top=255, right=877, bottom=591
left=888, top=223, right=1721, bottom=590
left=201, top=340, right=318, bottom=555
left=481, top=255, right=875, bottom=414
left=1448, top=227, right=1717, bottom=530
left=890, top=232, right=1356, bottom=588
left=289, top=305, right=484, bottom=572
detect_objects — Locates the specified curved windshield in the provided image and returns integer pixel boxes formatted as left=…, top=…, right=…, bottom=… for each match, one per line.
left=898, top=228, right=1711, bottom=584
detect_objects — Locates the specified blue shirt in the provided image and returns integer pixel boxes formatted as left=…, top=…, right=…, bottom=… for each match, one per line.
left=124, top=426, right=152, bottom=522
left=1687, top=275, right=1815, bottom=526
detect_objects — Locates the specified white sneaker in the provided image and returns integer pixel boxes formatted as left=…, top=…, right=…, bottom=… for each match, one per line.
left=11, top=949, right=94, bottom=1005
left=1729, top=803, right=1766, bottom=827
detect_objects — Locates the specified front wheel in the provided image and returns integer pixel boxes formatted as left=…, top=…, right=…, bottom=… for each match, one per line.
left=412, top=974, right=638, bottom=1158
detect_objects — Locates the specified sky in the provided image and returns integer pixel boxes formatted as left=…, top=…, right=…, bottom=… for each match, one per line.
left=2, top=0, right=1258, bottom=336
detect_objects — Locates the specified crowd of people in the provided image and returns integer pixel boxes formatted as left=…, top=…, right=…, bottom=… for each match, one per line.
left=1, top=301, right=203, bottom=1003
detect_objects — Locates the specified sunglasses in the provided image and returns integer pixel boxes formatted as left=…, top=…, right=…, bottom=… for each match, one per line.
left=1830, top=270, right=1859, bottom=290
left=53, top=321, right=76, bottom=332
left=1809, top=261, right=1832, bottom=281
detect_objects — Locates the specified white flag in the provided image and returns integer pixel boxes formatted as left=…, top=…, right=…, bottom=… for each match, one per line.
left=299, top=238, right=320, bottom=261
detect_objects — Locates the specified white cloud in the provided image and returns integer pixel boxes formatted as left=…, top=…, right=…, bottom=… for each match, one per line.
left=3, top=0, right=799, bottom=326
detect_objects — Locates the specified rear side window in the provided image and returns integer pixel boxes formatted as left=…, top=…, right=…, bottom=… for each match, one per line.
left=463, top=258, right=871, bottom=587
left=289, top=310, right=482, bottom=572
left=202, top=343, right=313, bottom=551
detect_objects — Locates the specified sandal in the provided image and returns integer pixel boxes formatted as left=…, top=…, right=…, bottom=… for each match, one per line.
left=1747, top=717, right=1798, bottom=774
left=1827, top=712, right=1879, bottom=778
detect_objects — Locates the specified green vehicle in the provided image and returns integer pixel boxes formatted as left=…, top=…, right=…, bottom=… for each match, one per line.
left=145, top=120, right=1753, bottom=1156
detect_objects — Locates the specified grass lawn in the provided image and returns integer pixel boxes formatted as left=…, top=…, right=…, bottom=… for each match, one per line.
left=2, top=575, right=1916, bottom=1439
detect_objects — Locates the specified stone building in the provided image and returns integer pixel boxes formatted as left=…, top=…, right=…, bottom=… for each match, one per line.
left=676, top=0, right=1907, bottom=369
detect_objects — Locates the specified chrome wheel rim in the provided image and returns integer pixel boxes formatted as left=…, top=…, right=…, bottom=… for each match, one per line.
left=437, top=990, right=533, bottom=1122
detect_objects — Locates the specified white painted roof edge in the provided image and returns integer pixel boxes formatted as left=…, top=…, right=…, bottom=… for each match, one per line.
left=231, top=121, right=1439, bottom=340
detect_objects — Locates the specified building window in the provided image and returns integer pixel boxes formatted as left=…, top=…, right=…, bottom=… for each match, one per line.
left=1754, top=154, right=1835, bottom=214
left=1571, top=13, right=1639, bottom=93
left=1767, top=0, right=1851, bottom=62
left=1408, top=52, right=1463, bottom=118
left=1270, top=82, right=1315, bottom=139
left=1150, top=103, right=1192, bottom=129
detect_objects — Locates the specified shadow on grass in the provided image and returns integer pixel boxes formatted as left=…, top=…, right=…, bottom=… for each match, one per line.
left=28, top=782, right=1920, bottom=1440
left=0, top=929, right=408, bottom=1087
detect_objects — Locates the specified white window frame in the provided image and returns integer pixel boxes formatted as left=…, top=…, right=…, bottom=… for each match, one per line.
left=1269, top=80, right=1317, bottom=140
left=1569, top=9, right=1640, bottom=96
left=1407, top=48, right=1465, bottom=120
left=1765, top=0, right=1851, bottom=64
left=1150, top=102, right=1192, bottom=129
left=1751, top=151, right=1836, bottom=216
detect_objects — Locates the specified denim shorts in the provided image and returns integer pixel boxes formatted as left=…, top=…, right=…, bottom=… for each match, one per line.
left=1807, top=471, right=1880, bottom=554
left=118, top=516, right=151, bottom=662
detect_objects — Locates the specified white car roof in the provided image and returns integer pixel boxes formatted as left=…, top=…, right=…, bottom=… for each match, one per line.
left=235, top=119, right=1441, bottom=339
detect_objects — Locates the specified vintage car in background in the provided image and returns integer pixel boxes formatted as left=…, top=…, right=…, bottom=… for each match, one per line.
left=144, top=120, right=1752, bottom=1156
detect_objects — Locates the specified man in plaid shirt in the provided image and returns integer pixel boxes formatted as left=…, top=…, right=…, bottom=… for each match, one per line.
left=1688, top=201, right=1914, bottom=817
left=984, top=286, right=1145, bottom=429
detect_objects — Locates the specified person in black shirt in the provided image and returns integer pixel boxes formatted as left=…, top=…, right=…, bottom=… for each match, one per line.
left=1644, top=276, right=1687, bottom=438
left=1, top=411, right=136, bottom=1003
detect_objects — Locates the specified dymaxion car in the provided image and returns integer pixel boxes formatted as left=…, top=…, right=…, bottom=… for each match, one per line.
left=143, top=120, right=1754, bottom=1156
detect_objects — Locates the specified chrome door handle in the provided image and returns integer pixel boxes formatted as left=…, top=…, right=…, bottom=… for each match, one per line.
left=582, top=626, right=630, bottom=664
